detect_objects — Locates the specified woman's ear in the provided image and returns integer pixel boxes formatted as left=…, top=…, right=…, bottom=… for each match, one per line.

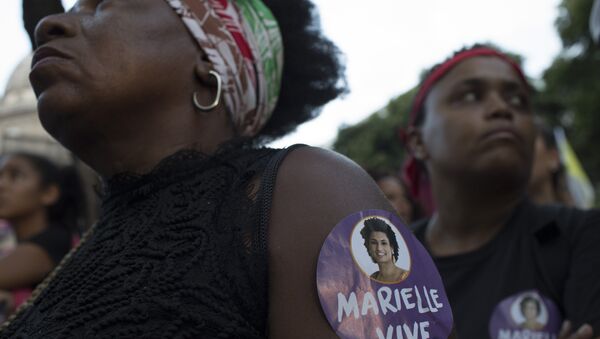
left=238, top=109, right=258, bottom=136
left=194, top=54, right=219, bottom=89
left=193, top=54, right=223, bottom=113
left=407, top=126, right=429, bottom=161
left=41, top=184, right=60, bottom=206
left=548, top=148, right=561, bottom=172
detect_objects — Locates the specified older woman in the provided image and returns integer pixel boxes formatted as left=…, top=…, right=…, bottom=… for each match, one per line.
left=0, top=0, right=402, bottom=337
left=404, top=45, right=600, bottom=338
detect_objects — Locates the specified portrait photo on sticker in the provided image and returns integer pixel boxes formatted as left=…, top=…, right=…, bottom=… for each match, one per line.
left=351, top=217, right=411, bottom=283
left=511, top=293, right=548, bottom=330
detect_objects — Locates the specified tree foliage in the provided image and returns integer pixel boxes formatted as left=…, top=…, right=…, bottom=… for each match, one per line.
left=332, top=44, right=522, bottom=174
left=538, top=0, right=600, bottom=185
left=332, top=88, right=416, bottom=173
left=335, top=3, right=600, bottom=192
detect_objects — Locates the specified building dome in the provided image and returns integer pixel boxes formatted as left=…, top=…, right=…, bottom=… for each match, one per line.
left=0, top=54, right=36, bottom=113
left=0, top=54, right=70, bottom=163
left=0, top=54, right=101, bottom=224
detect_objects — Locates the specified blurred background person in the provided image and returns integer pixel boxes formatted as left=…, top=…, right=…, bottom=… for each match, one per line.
left=528, top=118, right=574, bottom=206
left=0, top=220, right=15, bottom=258
left=367, top=170, right=421, bottom=224
left=0, top=152, right=86, bottom=319
left=0, top=220, right=15, bottom=324
left=404, top=44, right=600, bottom=338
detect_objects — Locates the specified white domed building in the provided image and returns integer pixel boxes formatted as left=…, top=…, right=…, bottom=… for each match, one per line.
left=0, top=54, right=72, bottom=162
left=0, top=54, right=99, bottom=225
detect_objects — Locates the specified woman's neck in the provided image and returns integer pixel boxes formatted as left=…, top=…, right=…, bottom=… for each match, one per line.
left=377, top=261, right=399, bottom=277
left=426, top=171, right=525, bottom=257
left=73, top=105, right=236, bottom=178
left=528, top=178, right=556, bottom=205
left=11, top=210, right=49, bottom=241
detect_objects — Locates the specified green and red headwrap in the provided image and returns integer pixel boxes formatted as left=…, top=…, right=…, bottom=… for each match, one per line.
left=164, top=0, right=283, bottom=137
left=401, top=47, right=530, bottom=216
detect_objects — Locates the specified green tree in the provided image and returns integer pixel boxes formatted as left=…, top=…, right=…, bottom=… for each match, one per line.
left=333, top=88, right=415, bottom=173
left=538, top=0, right=600, bottom=186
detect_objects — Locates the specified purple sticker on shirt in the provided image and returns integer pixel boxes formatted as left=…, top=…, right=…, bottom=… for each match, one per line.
left=317, top=210, right=453, bottom=339
left=489, top=290, right=562, bottom=339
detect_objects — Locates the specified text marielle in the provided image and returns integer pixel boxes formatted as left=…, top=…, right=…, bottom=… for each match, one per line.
left=337, top=285, right=445, bottom=339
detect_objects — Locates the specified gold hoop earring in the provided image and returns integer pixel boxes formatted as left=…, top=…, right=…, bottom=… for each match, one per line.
left=193, top=70, right=222, bottom=111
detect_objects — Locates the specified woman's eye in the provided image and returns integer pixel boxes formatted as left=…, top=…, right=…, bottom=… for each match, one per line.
left=462, top=91, right=477, bottom=103
left=508, top=94, right=525, bottom=107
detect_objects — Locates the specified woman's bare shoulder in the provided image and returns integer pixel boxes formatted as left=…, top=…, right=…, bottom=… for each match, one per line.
left=267, top=146, right=396, bottom=338
left=272, top=145, right=393, bottom=217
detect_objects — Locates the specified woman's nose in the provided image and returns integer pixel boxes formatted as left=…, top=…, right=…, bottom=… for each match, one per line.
left=34, top=13, right=77, bottom=48
left=485, top=92, right=514, bottom=121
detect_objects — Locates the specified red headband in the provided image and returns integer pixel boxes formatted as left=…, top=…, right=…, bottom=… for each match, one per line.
left=402, top=47, right=530, bottom=217
left=408, top=47, right=529, bottom=128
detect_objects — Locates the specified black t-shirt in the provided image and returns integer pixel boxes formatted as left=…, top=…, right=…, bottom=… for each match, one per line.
left=24, top=226, right=71, bottom=266
left=413, top=200, right=600, bottom=338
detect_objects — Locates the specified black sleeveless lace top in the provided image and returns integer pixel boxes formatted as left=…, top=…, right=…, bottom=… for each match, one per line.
left=2, top=145, right=287, bottom=338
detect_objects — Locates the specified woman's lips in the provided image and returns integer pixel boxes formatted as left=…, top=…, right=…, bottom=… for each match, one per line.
left=31, top=46, right=72, bottom=70
left=481, top=126, right=522, bottom=143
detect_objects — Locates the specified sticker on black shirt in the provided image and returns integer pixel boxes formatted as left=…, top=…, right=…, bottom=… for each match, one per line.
left=489, top=290, right=562, bottom=339
left=317, top=209, right=453, bottom=339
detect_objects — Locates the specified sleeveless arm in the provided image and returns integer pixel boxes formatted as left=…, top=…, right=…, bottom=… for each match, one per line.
left=0, top=227, right=69, bottom=289
left=266, top=146, right=399, bottom=338
left=0, top=244, right=54, bottom=290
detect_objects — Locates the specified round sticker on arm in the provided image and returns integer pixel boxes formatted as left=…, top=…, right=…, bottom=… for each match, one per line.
left=316, top=209, right=453, bottom=339
left=489, top=290, right=562, bottom=339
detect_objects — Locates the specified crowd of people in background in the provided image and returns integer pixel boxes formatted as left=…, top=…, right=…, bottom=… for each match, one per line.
left=0, top=0, right=599, bottom=338
left=0, top=153, right=86, bottom=323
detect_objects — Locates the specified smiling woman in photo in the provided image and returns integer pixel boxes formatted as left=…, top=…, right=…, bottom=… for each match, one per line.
left=360, top=217, right=408, bottom=283
left=519, top=296, right=545, bottom=330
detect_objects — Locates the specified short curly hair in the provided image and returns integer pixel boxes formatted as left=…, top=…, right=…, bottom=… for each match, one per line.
left=360, top=218, right=399, bottom=262
left=257, top=0, right=348, bottom=142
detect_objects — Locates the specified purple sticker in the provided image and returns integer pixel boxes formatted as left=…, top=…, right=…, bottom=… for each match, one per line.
left=489, top=290, right=562, bottom=339
left=317, top=210, right=453, bottom=339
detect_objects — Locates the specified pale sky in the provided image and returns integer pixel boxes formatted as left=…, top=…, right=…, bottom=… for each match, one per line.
left=0, top=0, right=562, bottom=148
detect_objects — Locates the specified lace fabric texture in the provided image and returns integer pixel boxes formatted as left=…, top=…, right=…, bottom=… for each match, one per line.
left=2, top=146, right=277, bottom=338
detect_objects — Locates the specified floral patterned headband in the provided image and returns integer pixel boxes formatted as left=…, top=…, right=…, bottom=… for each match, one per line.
left=164, top=0, right=284, bottom=137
